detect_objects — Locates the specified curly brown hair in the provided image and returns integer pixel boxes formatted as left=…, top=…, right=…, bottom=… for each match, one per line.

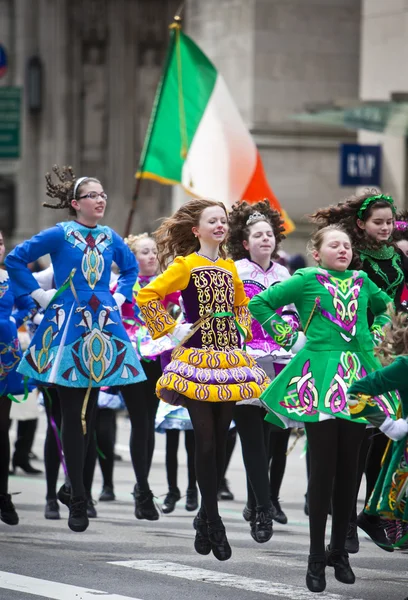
left=227, top=200, right=285, bottom=261
left=309, top=188, right=395, bottom=251
left=154, top=198, right=228, bottom=270
left=375, top=309, right=408, bottom=366
left=44, top=165, right=101, bottom=216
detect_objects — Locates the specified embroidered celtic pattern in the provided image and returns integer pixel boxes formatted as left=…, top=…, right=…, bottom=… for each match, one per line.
left=139, top=299, right=175, bottom=338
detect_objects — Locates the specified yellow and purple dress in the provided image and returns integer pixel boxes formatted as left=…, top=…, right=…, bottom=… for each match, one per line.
left=137, top=253, right=270, bottom=406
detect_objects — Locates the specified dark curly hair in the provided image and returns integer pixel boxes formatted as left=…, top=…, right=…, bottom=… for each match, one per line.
left=309, top=188, right=395, bottom=252
left=44, top=165, right=101, bottom=216
left=227, top=199, right=285, bottom=261
left=375, top=308, right=408, bottom=366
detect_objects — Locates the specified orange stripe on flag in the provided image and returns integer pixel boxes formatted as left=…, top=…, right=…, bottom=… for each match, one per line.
left=241, top=151, right=294, bottom=233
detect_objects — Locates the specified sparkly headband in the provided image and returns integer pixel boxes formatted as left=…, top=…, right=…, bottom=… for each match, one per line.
left=395, top=221, right=408, bottom=231
left=246, top=211, right=268, bottom=226
left=357, top=194, right=395, bottom=219
left=73, top=176, right=90, bottom=199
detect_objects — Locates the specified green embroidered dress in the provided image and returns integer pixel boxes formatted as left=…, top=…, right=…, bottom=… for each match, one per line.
left=249, top=267, right=399, bottom=428
left=348, top=357, right=408, bottom=525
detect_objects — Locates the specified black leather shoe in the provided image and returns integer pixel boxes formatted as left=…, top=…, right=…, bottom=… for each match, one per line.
left=68, top=496, right=89, bottom=532
left=272, top=498, right=288, bottom=525
left=133, top=487, right=159, bottom=521
left=44, top=499, right=60, bottom=520
left=193, top=511, right=211, bottom=555
left=162, top=489, right=181, bottom=514
left=11, top=459, right=42, bottom=475
left=326, top=546, right=355, bottom=584
left=99, top=486, right=115, bottom=502
left=208, top=517, right=232, bottom=561
left=306, top=556, right=326, bottom=593
left=356, top=511, right=394, bottom=552
left=86, top=496, right=97, bottom=518
left=345, top=522, right=359, bottom=554
left=243, top=504, right=256, bottom=523
left=251, top=508, right=274, bottom=544
left=217, top=479, right=234, bottom=501
left=0, top=493, right=19, bottom=525
left=57, top=484, right=71, bottom=508
left=185, top=488, right=198, bottom=512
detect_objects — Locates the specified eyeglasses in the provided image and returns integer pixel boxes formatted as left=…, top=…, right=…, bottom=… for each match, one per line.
left=78, top=192, right=108, bottom=201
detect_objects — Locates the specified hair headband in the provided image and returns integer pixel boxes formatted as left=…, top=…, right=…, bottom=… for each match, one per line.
left=357, top=194, right=395, bottom=220
left=246, top=211, right=268, bottom=226
left=395, top=221, right=408, bottom=231
left=73, top=176, right=90, bottom=199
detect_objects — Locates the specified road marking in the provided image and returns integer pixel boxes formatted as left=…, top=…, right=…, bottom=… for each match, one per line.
left=0, top=570, right=143, bottom=600
left=110, top=559, right=365, bottom=600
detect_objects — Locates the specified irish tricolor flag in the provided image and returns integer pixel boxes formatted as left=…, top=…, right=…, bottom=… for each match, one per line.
left=137, top=23, right=294, bottom=232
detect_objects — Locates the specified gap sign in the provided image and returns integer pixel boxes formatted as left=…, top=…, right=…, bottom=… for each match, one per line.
left=340, top=144, right=381, bottom=187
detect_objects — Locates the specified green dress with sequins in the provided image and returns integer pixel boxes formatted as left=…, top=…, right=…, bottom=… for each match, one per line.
left=249, top=267, right=399, bottom=428
left=349, top=357, right=408, bottom=524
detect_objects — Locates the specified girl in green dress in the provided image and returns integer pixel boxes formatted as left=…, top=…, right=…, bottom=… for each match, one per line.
left=348, top=310, right=408, bottom=549
left=249, top=225, right=398, bottom=593
left=310, top=191, right=407, bottom=553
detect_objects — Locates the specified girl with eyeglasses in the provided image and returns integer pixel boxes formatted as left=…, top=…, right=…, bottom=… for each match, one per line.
left=6, top=166, right=146, bottom=533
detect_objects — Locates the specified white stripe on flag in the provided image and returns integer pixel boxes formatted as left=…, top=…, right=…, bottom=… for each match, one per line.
left=182, top=75, right=257, bottom=207
left=0, top=571, right=143, bottom=600
left=109, top=560, right=366, bottom=600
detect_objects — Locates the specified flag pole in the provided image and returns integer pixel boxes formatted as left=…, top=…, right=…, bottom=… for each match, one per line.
left=123, top=8, right=185, bottom=238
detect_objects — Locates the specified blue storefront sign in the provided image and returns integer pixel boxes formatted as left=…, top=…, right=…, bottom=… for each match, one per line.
left=340, top=144, right=382, bottom=187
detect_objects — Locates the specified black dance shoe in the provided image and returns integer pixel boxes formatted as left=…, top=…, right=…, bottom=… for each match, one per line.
left=185, top=488, right=198, bottom=512
left=57, top=483, right=71, bottom=508
left=86, top=496, right=97, bottom=518
left=306, top=556, right=326, bottom=593
left=326, top=546, right=355, bottom=584
left=99, top=486, right=116, bottom=502
left=217, top=479, right=234, bottom=501
left=0, top=493, right=19, bottom=525
left=162, top=488, right=181, bottom=514
left=356, top=511, right=394, bottom=552
left=207, top=517, right=232, bottom=561
left=193, top=511, right=211, bottom=555
left=11, top=458, right=42, bottom=475
left=243, top=504, right=256, bottom=523
left=251, top=508, right=274, bottom=544
left=133, top=486, right=159, bottom=521
left=345, top=522, right=359, bottom=554
left=68, top=496, right=89, bottom=532
left=44, top=499, right=60, bottom=520
left=272, top=498, right=288, bottom=525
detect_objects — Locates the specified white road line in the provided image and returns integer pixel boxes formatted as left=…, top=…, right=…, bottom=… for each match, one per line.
left=0, top=571, right=143, bottom=600
left=109, top=559, right=365, bottom=600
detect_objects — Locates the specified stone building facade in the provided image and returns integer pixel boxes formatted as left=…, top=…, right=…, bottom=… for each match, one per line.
left=3, top=0, right=395, bottom=256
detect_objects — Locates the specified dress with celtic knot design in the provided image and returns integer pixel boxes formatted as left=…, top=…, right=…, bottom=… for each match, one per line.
left=249, top=267, right=399, bottom=428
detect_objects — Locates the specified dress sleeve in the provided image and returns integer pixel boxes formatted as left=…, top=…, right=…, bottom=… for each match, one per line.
left=349, top=357, right=408, bottom=397
left=5, top=227, right=62, bottom=298
left=249, top=271, right=304, bottom=348
left=137, top=257, right=191, bottom=339
left=12, top=292, right=38, bottom=328
left=112, top=231, right=138, bottom=303
left=229, top=260, right=252, bottom=341
left=366, top=276, right=393, bottom=344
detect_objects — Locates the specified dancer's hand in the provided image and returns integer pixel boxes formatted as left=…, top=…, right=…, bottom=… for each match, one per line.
left=169, top=323, right=193, bottom=344
left=380, top=416, right=408, bottom=441
left=30, top=288, right=57, bottom=309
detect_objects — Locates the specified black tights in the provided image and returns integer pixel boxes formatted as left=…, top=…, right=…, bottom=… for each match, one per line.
left=57, top=386, right=99, bottom=498
left=234, top=405, right=271, bottom=511
left=121, top=359, right=161, bottom=492
left=351, top=428, right=388, bottom=523
left=165, top=429, right=196, bottom=492
left=269, top=427, right=292, bottom=503
left=306, top=419, right=366, bottom=557
left=0, top=397, right=12, bottom=494
left=43, top=388, right=62, bottom=500
left=185, top=399, right=235, bottom=522
left=95, top=408, right=116, bottom=490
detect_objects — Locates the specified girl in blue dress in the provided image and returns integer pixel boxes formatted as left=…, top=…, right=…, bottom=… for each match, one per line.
left=6, top=165, right=146, bottom=532
left=0, top=231, right=38, bottom=527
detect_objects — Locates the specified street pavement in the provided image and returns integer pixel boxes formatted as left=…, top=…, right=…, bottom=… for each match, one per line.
left=1, top=414, right=407, bottom=600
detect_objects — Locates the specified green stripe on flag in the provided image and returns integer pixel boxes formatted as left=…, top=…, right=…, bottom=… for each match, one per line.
left=137, top=28, right=217, bottom=184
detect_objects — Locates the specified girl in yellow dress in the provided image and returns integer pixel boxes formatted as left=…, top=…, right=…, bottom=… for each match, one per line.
left=137, top=199, right=269, bottom=561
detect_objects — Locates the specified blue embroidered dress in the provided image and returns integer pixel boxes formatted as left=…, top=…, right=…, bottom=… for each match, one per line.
left=0, top=269, right=37, bottom=397
left=5, top=222, right=146, bottom=388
